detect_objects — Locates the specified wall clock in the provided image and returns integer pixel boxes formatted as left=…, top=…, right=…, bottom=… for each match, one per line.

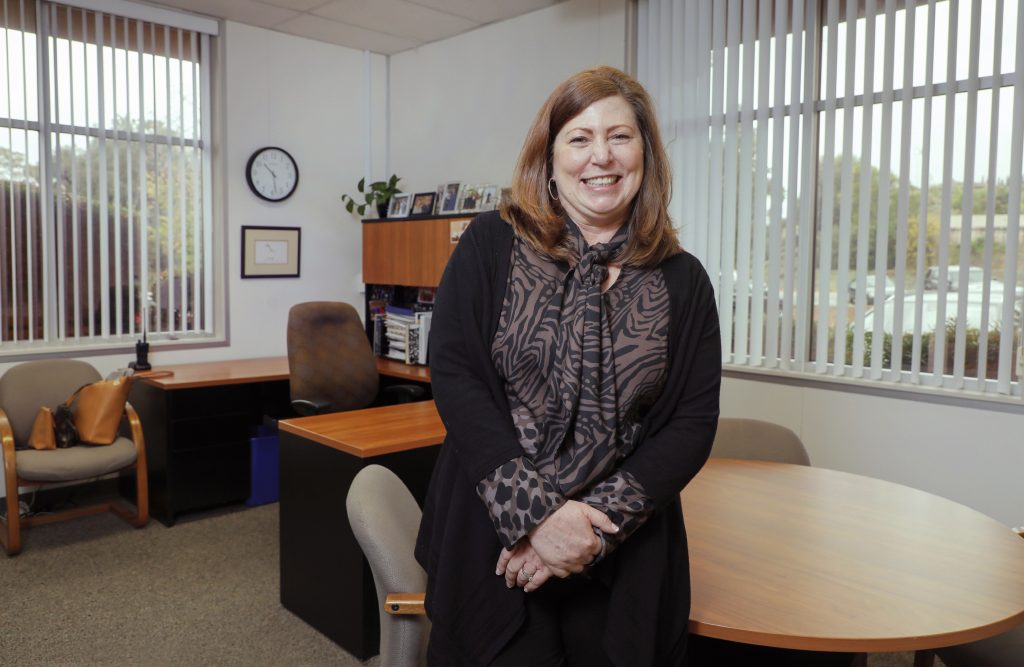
left=246, top=146, right=299, bottom=202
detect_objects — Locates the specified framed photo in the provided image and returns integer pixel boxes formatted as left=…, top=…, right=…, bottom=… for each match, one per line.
left=479, top=185, right=498, bottom=211
left=410, top=191, right=437, bottom=217
left=241, top=226, right=300, bottom=278
left=498, top=186, right=513, bottom=206
left=388, top=193, right=412, bottom=218
left=458, top=184, right=483, bottom=213
left=438, top=181, right=462, bottom=214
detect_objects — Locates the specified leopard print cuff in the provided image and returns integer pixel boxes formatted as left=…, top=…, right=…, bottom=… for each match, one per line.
left=476, top=457, right=566, bottom=549
left=580, top=470, right=653, bottom=563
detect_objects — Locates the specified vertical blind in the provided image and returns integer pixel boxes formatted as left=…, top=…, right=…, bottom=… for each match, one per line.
left=0, top=0, right=214, bottom=349
left=639, top=0, right=1024, bottom=400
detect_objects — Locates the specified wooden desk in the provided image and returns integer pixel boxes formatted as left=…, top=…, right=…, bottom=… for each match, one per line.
left=277, top=400, right=445, bottom=660
left=684, top=459, right=1024, bottom=653
left=132, top=356, right=430, bottom=525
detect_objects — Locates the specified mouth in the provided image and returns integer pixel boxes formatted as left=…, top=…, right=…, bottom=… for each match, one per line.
left=581, top=175, right=621, bottom=187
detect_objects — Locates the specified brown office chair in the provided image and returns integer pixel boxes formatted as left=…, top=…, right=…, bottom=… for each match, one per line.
left=287, top=301, right=424, bottom=416
left=710, top=417, right=811, bottom=466
left=346, top=464, right=428, bottom=667
left=0, top=359, right=148, bottom=556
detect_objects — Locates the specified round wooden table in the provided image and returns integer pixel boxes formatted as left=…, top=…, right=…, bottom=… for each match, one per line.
left=682, top=459, right=1024, bottom=653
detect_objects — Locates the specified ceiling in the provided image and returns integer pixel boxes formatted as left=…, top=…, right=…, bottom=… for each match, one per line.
left=149, top=0, right=566, bottom=55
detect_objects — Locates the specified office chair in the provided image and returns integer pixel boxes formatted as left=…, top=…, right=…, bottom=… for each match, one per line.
left=0, top=359, right=148, bottom=556
left=346, top=464, right=429, bottom=667
left=710, top=417, right=811, bottom=466
left=286, top=301, right=424, bottom=416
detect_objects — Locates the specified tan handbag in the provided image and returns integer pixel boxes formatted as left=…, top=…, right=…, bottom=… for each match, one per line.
left=67, top=369, right=172, bottom=445
left=28, top=407, right=57, bottom=450
left=68, top=374, right=135, bottom=445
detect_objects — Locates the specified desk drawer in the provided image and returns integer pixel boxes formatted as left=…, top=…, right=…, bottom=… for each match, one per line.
left=171, top=443, right=250, bottom=512
left=169, top=385, right=254, bottom=418
left=170, top=412, right=252, bottom=452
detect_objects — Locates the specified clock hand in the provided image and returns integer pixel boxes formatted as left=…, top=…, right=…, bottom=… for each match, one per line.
left=264, top=164, right=278, bottom=179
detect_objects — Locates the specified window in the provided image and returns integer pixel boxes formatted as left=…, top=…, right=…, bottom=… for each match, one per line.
left=0, top=0, right=216, bottom=353
left=639, top=0, right=1024, bottom=400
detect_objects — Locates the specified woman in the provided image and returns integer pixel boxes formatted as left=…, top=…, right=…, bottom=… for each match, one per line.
left=416, top=66, right=721, bottom=666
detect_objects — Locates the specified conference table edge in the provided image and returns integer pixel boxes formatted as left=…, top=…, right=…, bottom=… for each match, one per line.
left=687, top=609, right=1024, bottom=653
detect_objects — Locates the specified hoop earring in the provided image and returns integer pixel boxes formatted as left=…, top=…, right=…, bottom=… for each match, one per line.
left=547, top=178, right=559, bottom=201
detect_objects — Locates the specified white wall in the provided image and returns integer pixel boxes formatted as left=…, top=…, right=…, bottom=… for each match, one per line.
left=722, top=375, right=1024, bottom=527
left=389, top=0, right=628, bottom=195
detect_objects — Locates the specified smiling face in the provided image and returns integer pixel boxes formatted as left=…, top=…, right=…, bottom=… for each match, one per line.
left=550, top=95, right=644, bottom=237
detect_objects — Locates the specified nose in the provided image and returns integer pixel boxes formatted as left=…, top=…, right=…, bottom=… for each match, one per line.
left=590, top=138, right=612, bottom=164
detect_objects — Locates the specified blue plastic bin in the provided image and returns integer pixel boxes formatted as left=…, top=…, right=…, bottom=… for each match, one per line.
left=246, top=423, right=280, bottom=506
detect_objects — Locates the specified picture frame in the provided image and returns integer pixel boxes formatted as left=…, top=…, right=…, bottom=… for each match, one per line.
left=458, top=184, right=483, bottom=213
left=478, top=184, right=498, bottom=211
left=410, top=191, right=437, bottom=217
left=388, top=193, right=412, bottom=218
left=241, top=225, right=300, bottom=278
left=438, top=181, right=462, bottom=214
left=498, top=186, right=513, bottom=207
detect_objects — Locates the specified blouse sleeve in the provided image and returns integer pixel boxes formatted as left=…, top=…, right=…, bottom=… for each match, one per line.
left=577, top=469, right=653, bottom=563
left=476, top=456, right=566, bottom=549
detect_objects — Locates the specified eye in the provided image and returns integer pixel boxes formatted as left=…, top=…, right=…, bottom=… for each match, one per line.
left=569, top=135, right=589, bottom=145
left=611, top=132, right=633, bottom=143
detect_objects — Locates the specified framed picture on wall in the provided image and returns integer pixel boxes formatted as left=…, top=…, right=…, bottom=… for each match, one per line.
left=410, top=192, right=437, bottom=217
left=438, top=181, right=462, bottom=214
left=388, top=193, right=412, bottom=218
left=241, top=226, right=301, bottom=278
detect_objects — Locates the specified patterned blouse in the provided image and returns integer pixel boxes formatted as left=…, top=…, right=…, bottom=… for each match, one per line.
left=476, top=221, right=671, bottom=562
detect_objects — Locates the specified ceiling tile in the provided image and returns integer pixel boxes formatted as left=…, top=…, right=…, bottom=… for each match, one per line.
left=156, top=0, right=299, bottom=28
left=402, top=0, right=560, bottom=24
left=274, top=13, right=419, bottom=54
left=312, top=0, right=477, bottom=42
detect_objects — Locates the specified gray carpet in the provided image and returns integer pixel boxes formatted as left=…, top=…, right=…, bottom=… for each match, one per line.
left=0, top=503, right=939, bottom=666
left=0, top=503, right=375, bottom=666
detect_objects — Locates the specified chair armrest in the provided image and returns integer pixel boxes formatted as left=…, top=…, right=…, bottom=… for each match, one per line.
left=123, top=402, right=146, bottom=453
left=291, top=399, right=332, bottom=416
left=383, top=592, right=426, bottom=615
left=380, top=384, right=427, bottom=405
left=0, top=408, right=16, bottom=463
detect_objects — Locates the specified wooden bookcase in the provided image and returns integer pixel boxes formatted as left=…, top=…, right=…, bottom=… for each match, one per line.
left=361, top=215, right=471, bottom=287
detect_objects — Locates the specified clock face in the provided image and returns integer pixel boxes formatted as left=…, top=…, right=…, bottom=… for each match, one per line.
left=246, top=147, right=298, bottom=202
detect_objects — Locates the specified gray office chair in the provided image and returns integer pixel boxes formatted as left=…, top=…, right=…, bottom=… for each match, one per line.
left=933, top=530, right=1024, bottom=667
left=711, top=417, right=811, bottom=466
left=346, top=464, right=429, bottom=667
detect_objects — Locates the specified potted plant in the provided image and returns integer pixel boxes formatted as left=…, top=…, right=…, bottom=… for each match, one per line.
left=341, top=175, right=402, bottom=218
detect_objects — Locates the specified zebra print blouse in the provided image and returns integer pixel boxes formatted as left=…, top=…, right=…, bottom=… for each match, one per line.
left=476, top=221, right=669, bottom=561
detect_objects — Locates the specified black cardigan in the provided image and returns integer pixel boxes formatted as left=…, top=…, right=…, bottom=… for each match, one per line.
left=416, top=211, right=721, bottom=666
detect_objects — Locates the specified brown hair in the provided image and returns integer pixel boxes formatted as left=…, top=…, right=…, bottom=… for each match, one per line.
left=500, top=66, right=680, bottom=268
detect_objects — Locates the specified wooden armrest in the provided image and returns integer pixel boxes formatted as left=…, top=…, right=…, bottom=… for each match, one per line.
left=384, top=593, right=426, bottom=615
left=0, top=408, right=13, bottom=452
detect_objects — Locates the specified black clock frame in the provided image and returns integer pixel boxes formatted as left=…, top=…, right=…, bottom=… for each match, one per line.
left=246, top=146, right=299, bottom=202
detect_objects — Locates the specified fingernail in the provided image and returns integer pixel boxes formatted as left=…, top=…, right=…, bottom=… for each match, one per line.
left=506, top=581, right=513, bottom=588
left=496, top=569, right=503, bottom=575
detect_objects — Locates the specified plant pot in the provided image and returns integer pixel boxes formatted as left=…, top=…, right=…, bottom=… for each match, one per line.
left=376, top=202, right=388, bottom=219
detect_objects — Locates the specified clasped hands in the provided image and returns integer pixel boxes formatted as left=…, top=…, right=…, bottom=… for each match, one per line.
left=495, top=499, right=619, bottom=593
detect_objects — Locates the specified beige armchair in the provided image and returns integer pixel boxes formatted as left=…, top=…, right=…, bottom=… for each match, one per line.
left=0, top=359, right=148, bottom=556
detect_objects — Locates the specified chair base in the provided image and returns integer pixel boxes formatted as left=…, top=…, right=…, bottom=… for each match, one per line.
left=1, top=495, right=147, bottom=556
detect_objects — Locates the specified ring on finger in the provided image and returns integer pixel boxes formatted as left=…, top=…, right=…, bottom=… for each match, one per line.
left=519, top=566, right=534, bottom=582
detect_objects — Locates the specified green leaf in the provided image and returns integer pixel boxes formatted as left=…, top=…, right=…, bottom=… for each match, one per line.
left=356, top=177, right=366, bottom=193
